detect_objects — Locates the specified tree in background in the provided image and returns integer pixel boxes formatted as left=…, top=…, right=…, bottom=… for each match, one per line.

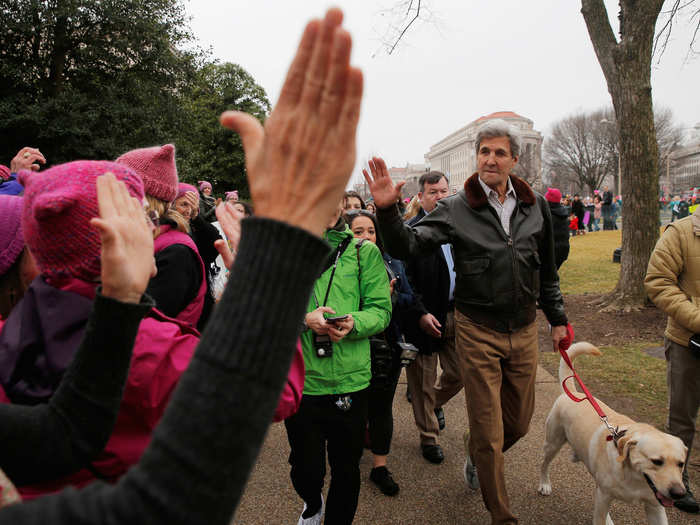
left=177, top=63, right=270, bottom=198
left=581, top=0, right=697, bottom=310
left=544, top=108, right=618, bottom=195
left=0, top=0, right=204, bottom=164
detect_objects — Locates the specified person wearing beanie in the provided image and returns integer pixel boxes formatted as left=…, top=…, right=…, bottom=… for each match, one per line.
left=0, top=174, right=157, bottom=491
left=198, top=180, right=218, bottom=222
left=172, top=183, right=222, bottom=330
left=0, top=161, right=199, bottom=498
left=0, top=195, right=39, bottom=319
left=545, top=187, right=570, bottom=269
left=117, top=146, right=207, bottom=328
left=225, top=190, right=239, bottom=202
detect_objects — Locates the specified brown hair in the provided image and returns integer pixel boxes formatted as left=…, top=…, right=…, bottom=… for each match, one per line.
left=146, top=195, right=190, bottom=236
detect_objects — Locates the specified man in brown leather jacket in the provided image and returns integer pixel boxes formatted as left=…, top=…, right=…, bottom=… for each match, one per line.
left=364, top=119, right=568, bottom=525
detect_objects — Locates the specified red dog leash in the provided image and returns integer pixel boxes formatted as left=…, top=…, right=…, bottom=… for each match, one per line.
left=557, top=323, right=625, bottom=444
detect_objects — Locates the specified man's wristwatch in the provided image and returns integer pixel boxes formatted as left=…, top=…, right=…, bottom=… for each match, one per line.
left=301, top=316, right=309, bottom=332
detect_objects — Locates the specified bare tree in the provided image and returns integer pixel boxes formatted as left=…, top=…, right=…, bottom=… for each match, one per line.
left=544, top=109, right=618, bottom=195
left=580, top=0, right=697, bottom=311
left=373, top=0, right=437, bottom=56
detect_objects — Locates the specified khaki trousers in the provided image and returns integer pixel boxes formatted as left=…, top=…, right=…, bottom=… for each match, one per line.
left=454, top=309, right=538, bottom=525
left=406, top=310, right=463, bottom=446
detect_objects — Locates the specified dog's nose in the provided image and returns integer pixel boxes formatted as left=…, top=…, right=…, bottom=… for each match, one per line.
left=669, top=484, right=687, bottom=500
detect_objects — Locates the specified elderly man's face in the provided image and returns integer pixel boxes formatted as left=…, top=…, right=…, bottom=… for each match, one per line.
left=477, top=136, right=518, bottom=192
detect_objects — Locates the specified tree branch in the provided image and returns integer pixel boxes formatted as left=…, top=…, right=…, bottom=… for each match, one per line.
left=388, top=0, right=421, bottom=55
left=580, top=0, right=620, bottom=94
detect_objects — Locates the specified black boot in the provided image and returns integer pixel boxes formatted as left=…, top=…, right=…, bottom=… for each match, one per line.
left=675, top=477, right=700, bottom=514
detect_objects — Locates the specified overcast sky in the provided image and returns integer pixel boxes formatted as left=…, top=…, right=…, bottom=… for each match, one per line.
left=184, top=1, right=700, bottom=186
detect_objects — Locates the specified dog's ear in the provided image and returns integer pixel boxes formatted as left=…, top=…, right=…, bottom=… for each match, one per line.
left=616, top=433, right=637, bottom=463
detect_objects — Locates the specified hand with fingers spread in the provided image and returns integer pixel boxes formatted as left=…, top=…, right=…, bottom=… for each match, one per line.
left=90, top=173, right=157, bottom=304
left=214, top=201, right=245, bottom=270
left=11, top=147, right=46, bottom=173
left=219, top=8, right=363, bottom=237
left=362, top=156, right=404, bottom=209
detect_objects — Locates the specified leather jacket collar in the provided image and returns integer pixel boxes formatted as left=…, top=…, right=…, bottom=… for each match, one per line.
left=463, top=172, right=536, bottom=209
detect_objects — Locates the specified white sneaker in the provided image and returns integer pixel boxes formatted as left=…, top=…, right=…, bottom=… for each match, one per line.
left=464, top=456, right=479, bottom=491
left=297, top=495, right=324, bottom=525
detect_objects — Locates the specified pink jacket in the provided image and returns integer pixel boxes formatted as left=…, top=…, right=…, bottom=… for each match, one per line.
left=273, top=341, right=305, bottom=422
left=154, top=226, right=207, bottom=328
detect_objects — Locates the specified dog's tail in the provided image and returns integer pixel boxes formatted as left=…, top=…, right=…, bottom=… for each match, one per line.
left=558, top=342, right=601, bottom=394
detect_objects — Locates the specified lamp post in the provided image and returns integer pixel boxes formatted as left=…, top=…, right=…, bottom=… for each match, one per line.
left=600, top=118, right=621, bottom=197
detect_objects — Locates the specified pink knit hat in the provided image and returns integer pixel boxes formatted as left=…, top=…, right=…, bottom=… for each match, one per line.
left=544, top=187, right=562, bottom=204
left=225, top=190, right=238, bottom=201
left=176, top=182, right=198, bottom=201
left=198, top=180, right=212, bottom=192
left=19, top=161, right=144, bottom=282
left=0, top=195, right=24, bottom=276
left=0, top=165, right=10, bottom=181
left=116, top=144, right=178, bottom=202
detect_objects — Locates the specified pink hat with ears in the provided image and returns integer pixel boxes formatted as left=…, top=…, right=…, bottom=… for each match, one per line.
left=116, top=144, right=178, bottom=202
left=198, top=180, right=212, bottom=192
left=0, top=195, right=24, bottom=275
left=0, top=165, right=10, bottom=181
left=544, top=187, right=562, bottom=203
left=19, top=161, right=144, bottom=282
left=176, top=183, right=198, bottom=201
left=225, top=190, right=238, bottom=201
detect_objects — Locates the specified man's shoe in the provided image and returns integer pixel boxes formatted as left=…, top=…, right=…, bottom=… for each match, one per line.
left=297, top=495, right=324, bottom=525
left=674, top=484, right=700, bottom=514
left=370, top=466, right=400, bottom=496
left=421, top=444, right=444, bottom=464
left=434, top=406, right=445, bottom=431
left=463, top=456, right=479, bottom=491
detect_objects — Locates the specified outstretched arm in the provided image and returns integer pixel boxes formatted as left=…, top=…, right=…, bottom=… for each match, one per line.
left=0, top=8, right=362, bottom=525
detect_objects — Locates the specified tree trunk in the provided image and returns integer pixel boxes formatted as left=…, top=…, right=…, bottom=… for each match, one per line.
left=581, top=0, right=664, bottom=310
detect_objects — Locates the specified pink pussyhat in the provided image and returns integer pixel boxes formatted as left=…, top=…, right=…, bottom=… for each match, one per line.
left=544, top=187, right=562, bottom=204
left=19, top=161, right=144, bottom=282
left=0, top=165, right=10, bottom=181
left=225, top=190, right=238, bottom=201
left=176, top=182, right=199, bottom=201
left=116, top=144, right=178, bottom=202
left=198, top=180, right=212, bottom=192
left=0, top=195, right=24, bottom=276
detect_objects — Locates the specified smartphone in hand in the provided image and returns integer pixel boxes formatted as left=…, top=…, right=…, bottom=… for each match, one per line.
left=324, top=314, right=349, bottom=324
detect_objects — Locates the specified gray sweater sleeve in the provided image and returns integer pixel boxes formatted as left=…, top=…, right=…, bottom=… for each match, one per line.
left=0, top=291, right=153, bottom=485
left=0, top=217, right=329, bottom=525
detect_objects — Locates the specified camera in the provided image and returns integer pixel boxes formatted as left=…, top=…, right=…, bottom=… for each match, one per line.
left=314, top=333, right=333, bottom=358
left=397, top=342, right=419, bottom=367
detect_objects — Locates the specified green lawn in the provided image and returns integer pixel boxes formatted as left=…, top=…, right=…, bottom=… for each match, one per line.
left=559, top=230, right=621, bottom=295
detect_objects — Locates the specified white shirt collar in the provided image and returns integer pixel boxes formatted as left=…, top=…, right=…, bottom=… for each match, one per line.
left=477, top=175, right=516, bottom=200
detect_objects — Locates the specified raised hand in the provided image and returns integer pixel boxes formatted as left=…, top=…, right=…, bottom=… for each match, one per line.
left=184, top=191, right=199, bottom=218
left=219, top=8, right=363, bottom=237
left=10, top=147, right=46, bottom=173
left=362, top=156, right=404, bottom=209
left=90, top=173, right=157, bottom=304
left=214, top=202, right=245, bottom=270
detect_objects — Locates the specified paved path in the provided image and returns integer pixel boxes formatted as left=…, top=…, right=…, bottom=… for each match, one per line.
left=234, top=365, right=698, bottom=524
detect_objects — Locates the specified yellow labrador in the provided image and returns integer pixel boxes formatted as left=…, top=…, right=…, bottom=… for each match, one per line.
left=538, top=342, right=687, bottom=525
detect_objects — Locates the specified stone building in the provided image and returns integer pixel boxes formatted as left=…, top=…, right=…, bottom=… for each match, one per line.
left=388, top=163, right=429, bottom=198
left=667, top=124, right=700, bottom=196
left=424, top=111, right=543, bottom=192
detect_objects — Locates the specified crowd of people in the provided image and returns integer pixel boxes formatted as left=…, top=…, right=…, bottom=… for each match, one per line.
left=0, top=7, right=696, bottom=525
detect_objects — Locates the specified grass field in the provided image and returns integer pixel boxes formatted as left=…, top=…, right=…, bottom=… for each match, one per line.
left=558, top=230, right=622, bottom=295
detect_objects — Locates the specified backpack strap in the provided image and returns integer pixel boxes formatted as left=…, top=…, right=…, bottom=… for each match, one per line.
left=355, top=239, right=366, bottom=309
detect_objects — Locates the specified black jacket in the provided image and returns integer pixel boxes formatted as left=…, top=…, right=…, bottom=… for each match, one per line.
left=400, top=208, right=452, bottom=355
left=378, top=173, right=567, bottom=333
left=548, top=202, right=570, bottom=269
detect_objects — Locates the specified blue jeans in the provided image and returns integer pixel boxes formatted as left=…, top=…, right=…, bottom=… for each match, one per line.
left=591, top=217, right=600, bottom=231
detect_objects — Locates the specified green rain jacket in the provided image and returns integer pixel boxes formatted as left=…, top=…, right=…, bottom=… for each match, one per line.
left=302, top=225, right=392, bottom=396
